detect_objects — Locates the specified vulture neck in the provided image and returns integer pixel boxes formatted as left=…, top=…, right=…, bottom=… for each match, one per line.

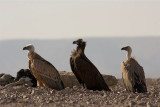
left=28, top=50, right=34, bottom=60
left=126, top=49, right=132, bottom=60
left=76, top=42, right=86, bottom=55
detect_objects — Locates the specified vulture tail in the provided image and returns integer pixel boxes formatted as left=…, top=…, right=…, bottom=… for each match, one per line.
left=59, top=80, right=65, bottom=89
left=102, top=84, right=111, bottom=91
left=134, top=83, right=147, bottom=93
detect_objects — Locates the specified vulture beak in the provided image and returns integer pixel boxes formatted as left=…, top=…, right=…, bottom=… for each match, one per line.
left=73, top=41, right=78, bottom=44
left=23, top=47, right=28, bottom=50
left=121, top=47, right=127, bottom=51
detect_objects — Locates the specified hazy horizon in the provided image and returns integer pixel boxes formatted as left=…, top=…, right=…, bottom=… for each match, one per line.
left=0, top=37, right=160, bottom=78
left=0, top=0, right=160, bottom=78
left=0, top=36, right=160, bottom=41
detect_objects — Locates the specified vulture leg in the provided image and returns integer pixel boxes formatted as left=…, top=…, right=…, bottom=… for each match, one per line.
left=37, top=81, right=43, bottom=87
left=81, top=83, right=87, bottom=90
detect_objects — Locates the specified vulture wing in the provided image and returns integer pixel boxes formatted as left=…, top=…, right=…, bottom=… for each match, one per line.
left=33, top=59, right=64, bottom=90
left=75, top=55, right=110, bottom=91
left=70, top=57, right=84, bottom=85
left=29, top=60, right=31, bottom=70
left=132, top=62, right=147, bottom=92
left=121, top=58, right=147, bottom=93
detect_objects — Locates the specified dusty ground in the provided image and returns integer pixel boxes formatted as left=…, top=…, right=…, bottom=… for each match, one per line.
left=0, top=79, right=160, bottom=107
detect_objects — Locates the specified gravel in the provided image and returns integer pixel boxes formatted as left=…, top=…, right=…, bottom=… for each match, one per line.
left=0, top=79, right=160, bottom=107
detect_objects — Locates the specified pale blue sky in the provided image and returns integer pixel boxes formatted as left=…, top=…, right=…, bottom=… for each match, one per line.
left=0, top=0, right=160, bottom=40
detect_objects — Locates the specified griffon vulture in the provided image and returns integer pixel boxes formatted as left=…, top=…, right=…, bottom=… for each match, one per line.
left=70, top=39, right=111, bottom=91
left=23, top=44, right=64, bottom=90
left=121, top=46, right=147, bottom=93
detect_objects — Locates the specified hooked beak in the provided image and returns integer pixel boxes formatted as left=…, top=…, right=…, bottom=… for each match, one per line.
left=121, top=47, right=127, bottom=51
left=73, top=41, right=78, bottom=44
left=23, top=47, right=27, bottom=50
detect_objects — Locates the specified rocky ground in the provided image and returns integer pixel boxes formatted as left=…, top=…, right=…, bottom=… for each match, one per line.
left=0, top=78, right=160, bottom=107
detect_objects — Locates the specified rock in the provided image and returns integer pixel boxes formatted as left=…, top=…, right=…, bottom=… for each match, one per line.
left=0, top=74, right=15, bottom=86
left=86, top=101, right=90, bottom=105
left=79, top=94, right=83, bottom=97
left=146, top=102, right=153, bottom=107
left=128, top=101, right=136, bottom=107
left=59, top=71, right=118, bottom=88
left=0, top=78, right=160, bottom=106
left=14, top=86, right=27, bottom=93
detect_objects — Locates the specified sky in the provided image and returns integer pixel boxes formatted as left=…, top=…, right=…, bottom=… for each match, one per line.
left=0, top=0, right=160, bottom=40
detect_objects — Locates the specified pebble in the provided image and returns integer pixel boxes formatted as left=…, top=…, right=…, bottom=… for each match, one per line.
left=146, top=102, right=152, bottom=107
left=0, top=79, right=159, bottom=107
left=86, top=101, right=89, bottom=105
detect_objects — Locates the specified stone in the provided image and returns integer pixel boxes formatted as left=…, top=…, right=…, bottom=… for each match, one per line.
left=59, top=71, right=118, bottom=88
left=0, top=74, right=15, bottom=86
left=146, top=102, right=152, bottom=107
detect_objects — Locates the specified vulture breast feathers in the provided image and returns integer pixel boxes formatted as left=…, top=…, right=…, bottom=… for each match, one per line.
left=70, top=57, right=84, bottom=87
left=23, top=44, right=64, bottom=90
left=121, top=46, right=147, bottom=93
left=70, top=39, right=111, bottom=91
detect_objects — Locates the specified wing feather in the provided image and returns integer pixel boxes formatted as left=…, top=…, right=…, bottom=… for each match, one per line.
left=133, top=64, right=147, bottom=92
left=75, top=55, right=110, bottom=91
left=70, top=57, right=84, bottom=85
left=33, top=59, right=64, bottom=90
left=121, top=58, right=147, bottom=93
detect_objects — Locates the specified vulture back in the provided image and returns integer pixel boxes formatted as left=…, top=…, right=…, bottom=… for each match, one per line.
left=30, top=52, right=64, bottom=90
left=71, top=52, right=110, bottom=91
left=121, top=58, right=147, bottom=93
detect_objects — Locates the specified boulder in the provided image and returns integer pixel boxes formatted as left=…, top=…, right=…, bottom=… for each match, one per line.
left=59, top=71, right=117, bottom=88
left=0, top=74, right=15, bottom=86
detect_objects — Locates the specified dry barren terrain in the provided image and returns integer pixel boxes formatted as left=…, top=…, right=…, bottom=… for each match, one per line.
left=0, top=79, right=160, bottom=107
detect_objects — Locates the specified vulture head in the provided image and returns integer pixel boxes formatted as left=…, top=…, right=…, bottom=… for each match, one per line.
left=23, top=44, right=35, bottom=52
left=121, top=46, right=132, bottom=52
left=121, top=46, right=132, bottom=60
left=73, top=38, right=86, bottom=50
left=73, top=38, right=84, bottom=45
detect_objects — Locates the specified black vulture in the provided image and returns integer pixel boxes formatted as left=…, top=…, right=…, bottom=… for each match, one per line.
left=70, top=39, right=110, bottom=91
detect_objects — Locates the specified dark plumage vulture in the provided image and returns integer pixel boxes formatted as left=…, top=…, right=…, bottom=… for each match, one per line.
left=70, top=39, right=111, bottom=91
left=15, top=69, right=37, bottom=87
left=121, top=46, right=147, bottom=93
left=23, top=44, right=64, bottom=90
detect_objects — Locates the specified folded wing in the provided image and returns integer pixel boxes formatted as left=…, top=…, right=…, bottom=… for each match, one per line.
left=33, top=59, right=64, bottom=90
left=121, top=59, right=147, bottom=93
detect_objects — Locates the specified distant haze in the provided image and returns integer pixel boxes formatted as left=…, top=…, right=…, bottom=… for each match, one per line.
left=0, top=37, right=160, bottom=78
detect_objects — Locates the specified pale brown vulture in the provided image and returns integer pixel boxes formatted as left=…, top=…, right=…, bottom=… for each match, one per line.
left=23, top=44, right=64, bottom=90
left=121, top=46, right=147, bottom=93
left=70, top=39, right=111, bottom=91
